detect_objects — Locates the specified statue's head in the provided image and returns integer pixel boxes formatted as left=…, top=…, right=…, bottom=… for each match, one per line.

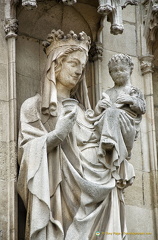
left=108, top=54, right=134, bottom=86
left=42, top=30, right=91, bottom=91
left=108, top=54, right=134, bottom=75
left=41, top=30, right=91, bottom=115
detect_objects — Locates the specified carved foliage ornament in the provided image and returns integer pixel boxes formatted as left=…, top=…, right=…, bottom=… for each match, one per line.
left=22, top=0, right=37, bottom=10
left=89, top=42, right=103, bottom=62
left=62, top=0, right=77, bottom=6
left=152, top=0, right=158, bottom=13
left=98, top=0, right=138, bottom=13
left=143, top=0, right=158, bottom=46
left=4, top=18, right=18, bottom=39
left=139, top=55, right=154, bottom=75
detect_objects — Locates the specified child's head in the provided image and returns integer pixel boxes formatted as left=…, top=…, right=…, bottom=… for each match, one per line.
left=108, top=54, right=134, bottom=85
left=108, top=54, right=134, bottom=75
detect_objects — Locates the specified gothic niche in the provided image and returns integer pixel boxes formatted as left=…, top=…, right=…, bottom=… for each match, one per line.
left=16, top=1, right=141, bottom=239
left=17, top=29, right=146, bottom=239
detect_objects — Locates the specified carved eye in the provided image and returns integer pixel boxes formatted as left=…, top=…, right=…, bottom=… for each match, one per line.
left=68, top=61, right=78, bottom=67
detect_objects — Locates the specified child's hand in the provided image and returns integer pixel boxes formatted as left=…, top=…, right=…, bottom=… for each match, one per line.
left=99, top=98, right=112, bottom=108
left=95, top=98, right=111, bottom=115
left=116, top=93, right=134, bottom=105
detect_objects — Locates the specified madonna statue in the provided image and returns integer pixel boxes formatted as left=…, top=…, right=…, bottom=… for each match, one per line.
left=18, top=29, right=138, bottom=240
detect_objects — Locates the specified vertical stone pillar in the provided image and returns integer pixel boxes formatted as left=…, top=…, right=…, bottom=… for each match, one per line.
left=0, top=17, right=18, bottom=239
left=89, top=41, right=103, bottom=105
left=139, top=55, right=157, bottom=171
left=139, top=55, right=158, bottom=237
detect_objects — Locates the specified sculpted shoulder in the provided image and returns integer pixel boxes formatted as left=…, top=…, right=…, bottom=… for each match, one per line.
left=20, top=93, right=42, bottom=123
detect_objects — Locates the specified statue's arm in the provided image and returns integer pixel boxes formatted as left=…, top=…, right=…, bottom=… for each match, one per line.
left=19, top=94, right=77, bottom=153
left=130, top=96, right=146, bottom=115
left=116, top=89, right=146, bottom=115
left=94, top=93, right=112, bottom=115
left=46, top=106, right=77, bottom=153
left=46, top=131, right=63, bottom=153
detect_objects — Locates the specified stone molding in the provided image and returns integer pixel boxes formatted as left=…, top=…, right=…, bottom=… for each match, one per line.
left=98, top=0, right=138, bottom=13
left=4, top=18, right=18, bottom=39
left=22, top=0, right=37, bottom=10
left=97, top=0, right=138, bottom=35
left=139, top=55, right=154, bottom=75
left=143, top=0, right=158, bottom=47
left=62, top=0, right=77, bottom=5
left=20, top=0, right=138, bottom=35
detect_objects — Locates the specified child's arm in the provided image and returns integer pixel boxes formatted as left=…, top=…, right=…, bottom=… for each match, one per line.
left=129, top=88, right=146, bottom=115
left=116, top=89, right=146, bottom=115
left=94, top=93, right=112, bottom=115
left=129, top=96, right=146, bottom=115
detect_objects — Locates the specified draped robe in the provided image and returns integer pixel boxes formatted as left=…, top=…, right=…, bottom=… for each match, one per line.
left=17, top=94, right=135, bottom=240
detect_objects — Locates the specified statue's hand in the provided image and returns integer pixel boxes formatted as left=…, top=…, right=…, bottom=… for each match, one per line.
left=116, top=93, right=134, bottom=105
left=95, top=98, right=111, bottom=115
left=99, top=98, right=112, bottom=108
left=54, top=106, right=77, bottom=141
left=119, top=111, right=136, bottom=151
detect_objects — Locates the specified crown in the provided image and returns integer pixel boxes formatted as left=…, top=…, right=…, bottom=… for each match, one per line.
left=43, top=29, right=91, bottom=56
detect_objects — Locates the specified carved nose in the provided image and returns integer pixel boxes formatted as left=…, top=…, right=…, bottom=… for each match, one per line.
left=75, top=66, right=82, bottom=75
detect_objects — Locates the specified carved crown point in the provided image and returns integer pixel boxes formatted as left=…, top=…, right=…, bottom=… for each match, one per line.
left=43, top=29, right=91, bottom=56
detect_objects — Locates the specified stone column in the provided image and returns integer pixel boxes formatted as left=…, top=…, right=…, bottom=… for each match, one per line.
left=139, top=55, right=157, bottom=171
left=139, top=55, right=158, bottom=238
left=89, top=41, right=103, bottom=105
left=0, top=16, right=18, bottom=239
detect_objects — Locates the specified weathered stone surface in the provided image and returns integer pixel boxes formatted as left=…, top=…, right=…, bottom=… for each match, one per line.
left=122, top=4, right=136, bottom=23
left=0, top=64, right=8, bottom=101
left=126, top=205, right=156, bottom=240
left=124, top=170, right=144, bottom=207
left=0, top=101, right=9, bottom=142
left=17, top=2, right=101, bottom=41
left=0, top=142, right=8, bottom=181
left=103, top=22, right=136, bottom=56
left=0, top=180, right=9, bottom=239
left=16, top=36, right=40, bottom=80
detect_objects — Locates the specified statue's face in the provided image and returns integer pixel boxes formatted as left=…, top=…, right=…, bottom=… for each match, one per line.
left=56, top=50, right=87, bottom=90
left=110, top=64, right=131, bottom=86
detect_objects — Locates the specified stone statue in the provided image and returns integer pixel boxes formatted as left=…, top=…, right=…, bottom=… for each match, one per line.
left=17, top=30, right=145, bottom=240
left=86, top=54, right=146, bottom=189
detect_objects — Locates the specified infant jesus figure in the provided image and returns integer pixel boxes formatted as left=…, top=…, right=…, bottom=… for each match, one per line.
left=92, top=54, right=146, bottom=171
